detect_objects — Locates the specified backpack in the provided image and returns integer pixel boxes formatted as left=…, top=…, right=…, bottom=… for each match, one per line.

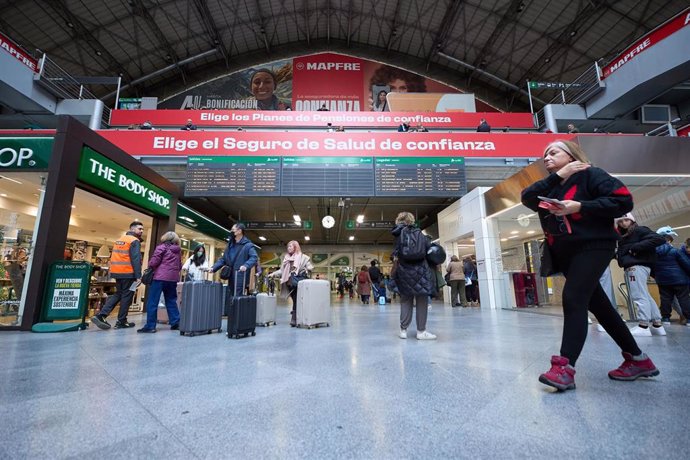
left=398, top=226, right=427, bottom=262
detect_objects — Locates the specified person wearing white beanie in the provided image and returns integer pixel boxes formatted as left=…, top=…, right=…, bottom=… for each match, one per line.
left=616, top=214, right=667, bottom=336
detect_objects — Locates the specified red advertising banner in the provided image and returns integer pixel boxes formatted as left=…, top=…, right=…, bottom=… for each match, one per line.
left=0, top=32, right=39, bottom=72
left=601, top=7, right=690, bottom=79
left=109, top=110, right=535, bottom=129
left=292, top=54, right=364, bottom=111
left=97, top=131, right=575, bottom=158
left=158, top=52, right=499, bottom=112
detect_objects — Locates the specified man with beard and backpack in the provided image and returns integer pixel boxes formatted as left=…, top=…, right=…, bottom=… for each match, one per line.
left=391, top=211, right=437, bottom=340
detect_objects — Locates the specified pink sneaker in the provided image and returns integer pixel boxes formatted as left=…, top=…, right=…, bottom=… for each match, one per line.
left=608, top=352, right=659, bottom=381
left=539, top=355, right=576, bottom=391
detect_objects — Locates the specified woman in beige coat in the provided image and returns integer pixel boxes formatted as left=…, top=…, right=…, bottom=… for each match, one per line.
left=270, top=240, right=314, bottom=326
left=446, top=255, right=467, bottom=307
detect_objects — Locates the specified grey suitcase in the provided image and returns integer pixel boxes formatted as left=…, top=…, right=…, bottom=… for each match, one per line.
left=296, top=279, right=331, bottom=329
left=256, top=293, right=277, bottom=326
left=179, top=275, right=223, bottom=337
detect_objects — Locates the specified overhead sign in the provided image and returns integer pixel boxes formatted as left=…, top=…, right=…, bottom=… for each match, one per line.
left=602, top=7, right=690, bottom=79
left=97, top=131, right=577, bottom=158
left=177, top=203, right=232, bottom=242
left=242, top=221, right=308, bottom=230
left=0, top=137, right=53, bottom=170
left=0, top=31, right=39, bottom=72
left=78, top=147, right=172, bottom=216
left=355, top=221, right=396, bottom=229
left=528, top=82, right=585, bottom=90
left=108, top=110, right=536, bottom=130
left=186, top=156, right=281, bottom=196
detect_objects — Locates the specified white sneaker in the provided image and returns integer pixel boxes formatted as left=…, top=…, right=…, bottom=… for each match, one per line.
left=399, top=328, right=407, bottom=339
left=416, top=330, right=437, bottom=340
left=651, top=324, right=667, bottom=336
left=630, top=325, right=652, bottom=337
left=596, top=324, right=606, bottom=332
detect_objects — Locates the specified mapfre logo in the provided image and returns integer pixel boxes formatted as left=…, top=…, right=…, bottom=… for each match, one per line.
left=304, top=62, right=361, bottom=71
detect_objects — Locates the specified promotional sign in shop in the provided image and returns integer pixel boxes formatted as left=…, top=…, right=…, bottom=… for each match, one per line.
left=32, top=261, right=92, bottom=332
left=77, top=147, right=172, bottom=216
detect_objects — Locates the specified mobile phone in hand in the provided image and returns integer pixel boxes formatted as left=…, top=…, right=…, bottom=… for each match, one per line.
left=537, top=196, right=565, bottom=208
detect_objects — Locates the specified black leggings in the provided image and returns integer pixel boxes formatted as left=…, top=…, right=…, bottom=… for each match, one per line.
left=558, top=249, right=641, bottom=365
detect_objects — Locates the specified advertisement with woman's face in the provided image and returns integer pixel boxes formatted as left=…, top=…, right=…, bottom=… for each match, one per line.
left=158, top=52, right=497, bottom=112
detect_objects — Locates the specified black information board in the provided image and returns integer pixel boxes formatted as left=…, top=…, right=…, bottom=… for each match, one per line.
left=281, top=156, right=375, bottom=197
left=185, top=156, right=281, bottom=196
left=375, top=157, right=467, bottom=196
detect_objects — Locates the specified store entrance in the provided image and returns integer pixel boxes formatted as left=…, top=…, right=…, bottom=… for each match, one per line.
left=66, top=188, right=154, bottom=319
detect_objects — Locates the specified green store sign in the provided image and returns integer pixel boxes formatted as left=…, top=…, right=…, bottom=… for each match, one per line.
left=177, top=203, right=231, bottom=242
left=0, top=137, right=53, bottom=170
left=78, top=147, right=171, bottom=216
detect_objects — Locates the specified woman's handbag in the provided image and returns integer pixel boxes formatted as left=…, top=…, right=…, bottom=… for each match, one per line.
left=539, top=241, right=557, bottom=277
left=288, top=270, right=309, bottom=289
left=141, top=268, right=154, bottom=285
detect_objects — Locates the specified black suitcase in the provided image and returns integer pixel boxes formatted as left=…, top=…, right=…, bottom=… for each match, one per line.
left=227, top=270, right=257, bottom=339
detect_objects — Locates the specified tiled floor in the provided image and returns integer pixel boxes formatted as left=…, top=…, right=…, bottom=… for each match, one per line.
left=2, top=296, right=689, bottom=459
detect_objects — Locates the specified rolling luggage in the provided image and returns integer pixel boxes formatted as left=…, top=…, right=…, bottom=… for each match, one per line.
left=296, top=279, right=331, bottom=329
left=227, top=271, right=257, bottom=339
left=256, top=293, right=277, bottom=326
left=179, top=273, right=223, bottom=337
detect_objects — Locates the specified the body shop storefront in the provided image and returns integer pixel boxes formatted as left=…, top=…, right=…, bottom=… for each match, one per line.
left=0, top=117, right=180, bottom=330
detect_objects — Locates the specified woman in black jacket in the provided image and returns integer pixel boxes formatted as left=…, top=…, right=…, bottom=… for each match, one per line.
left=615, top=213, right=666, bottom=336
left=521, top=140, right=658, bottom=391
left=391, top=211, right=437, bottom=340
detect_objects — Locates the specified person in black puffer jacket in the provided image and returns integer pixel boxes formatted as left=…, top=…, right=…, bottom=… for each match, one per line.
left=391, top=211, right=437, bottom=341
left=654, top=227, right=690, bottom=325
left=522, top=140, right=658, bottom=391
left=615, top=213, right=666, bottom=336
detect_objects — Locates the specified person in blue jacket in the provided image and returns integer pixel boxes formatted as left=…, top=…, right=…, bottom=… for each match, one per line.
left=654, top=227, right=690, bottom=325
left=211, top=223, right=258, bottom=301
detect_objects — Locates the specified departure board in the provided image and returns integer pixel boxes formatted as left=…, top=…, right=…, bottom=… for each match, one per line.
left=281, top=157, right=375, bottom=196
left=375, top=157, right=467, bottom=196
left=185, top=156, right=281, bottom=196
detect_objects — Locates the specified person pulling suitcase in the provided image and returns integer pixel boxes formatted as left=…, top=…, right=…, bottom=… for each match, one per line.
left=269, top=240, right=314, bottom=327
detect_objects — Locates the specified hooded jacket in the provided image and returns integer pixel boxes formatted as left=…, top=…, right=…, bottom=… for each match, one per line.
left=212, top=236, right=258, bottom=274
left=391, top=224, right=435, bottom=297
left=653, top=243, right=690, bottom=286
left=148, top=242, right=182, bottom=282
left=616, top=225, right=666, bottom=269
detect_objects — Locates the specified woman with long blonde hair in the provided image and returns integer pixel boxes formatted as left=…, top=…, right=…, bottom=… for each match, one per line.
left=271, top=240, right=313, bottom=327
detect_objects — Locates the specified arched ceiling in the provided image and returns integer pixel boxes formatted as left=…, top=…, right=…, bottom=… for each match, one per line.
left=1, top=0, right=687, bottom=111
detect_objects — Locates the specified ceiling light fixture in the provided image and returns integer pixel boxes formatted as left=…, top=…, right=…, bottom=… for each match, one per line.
left=258, top=236, right=267, bottom=241
left=293, top=214, right=301, bottom=222
left=356, top=214, right=364, bottom=223
left=510, top=230, right=519, bottom=234
left=348, top=236, right=355, bottom=241
left=0, top=175, right=23, bottom=184
left=500, top=238, right=508, bottom=242
left=96, top=241, right=110, bottom=258
left=71, top=205, right=76, bottom=209
left=304, top=236, right=310, bottom=241
left=0, top=193, right=7, bottom=197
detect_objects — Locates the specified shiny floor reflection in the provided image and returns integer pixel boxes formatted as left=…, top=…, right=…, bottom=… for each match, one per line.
left=1, top=296, right=688, bottom=459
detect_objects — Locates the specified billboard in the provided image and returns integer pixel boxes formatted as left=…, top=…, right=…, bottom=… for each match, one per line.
left=158, top=52, right=498, bottom=112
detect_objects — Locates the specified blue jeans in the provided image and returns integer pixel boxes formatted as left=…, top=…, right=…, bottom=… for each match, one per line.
left=145, top=280, right=180, bottom=329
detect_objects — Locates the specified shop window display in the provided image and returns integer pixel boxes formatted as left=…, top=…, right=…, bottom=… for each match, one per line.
left=0, top=172, right=45, bottom=327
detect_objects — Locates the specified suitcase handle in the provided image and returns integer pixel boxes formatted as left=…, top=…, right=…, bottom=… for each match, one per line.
left=234, top=269, right=247, bottom=295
